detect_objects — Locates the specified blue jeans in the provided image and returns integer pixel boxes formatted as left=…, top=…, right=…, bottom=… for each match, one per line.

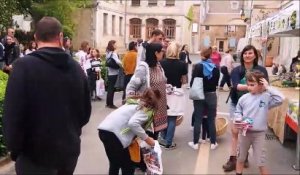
left=192, top=92, right=217, bottom=144
left=160, top=116, right=177, bottom=146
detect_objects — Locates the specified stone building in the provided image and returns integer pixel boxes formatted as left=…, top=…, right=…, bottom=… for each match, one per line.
left=199, top=0, right=247, bottom=52
left=74, top=0, right=197, bottom=53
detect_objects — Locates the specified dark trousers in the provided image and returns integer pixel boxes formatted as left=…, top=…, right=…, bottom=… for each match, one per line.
left=220, top=66, right=231, bottom=88
left=122, top=74, right=133, bottom=100
left=106, top=75, right=118, bottom=106
left=192, top=92, right=217, bottom=144
left=202, top=117, right=210, bottom=140
left=15, top=154, right=77, bottom=175
left=99, top=130, right=134, bottom=175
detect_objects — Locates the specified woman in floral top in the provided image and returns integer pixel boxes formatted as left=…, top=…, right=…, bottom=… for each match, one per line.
left=126, top=42, right=167, bottom=137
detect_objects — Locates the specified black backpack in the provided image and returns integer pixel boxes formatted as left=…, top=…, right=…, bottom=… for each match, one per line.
left=105, top=52, right=120, bottom=69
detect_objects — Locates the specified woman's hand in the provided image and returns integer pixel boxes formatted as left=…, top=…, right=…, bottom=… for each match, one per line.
left=145, top=136, right=155, bottom=147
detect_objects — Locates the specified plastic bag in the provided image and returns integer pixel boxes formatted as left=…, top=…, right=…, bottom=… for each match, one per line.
left=96, top=78, right=105, bottom=97
left=166, top=85, right=185, bottom=116
left=140, top=140, right=163, bottom=175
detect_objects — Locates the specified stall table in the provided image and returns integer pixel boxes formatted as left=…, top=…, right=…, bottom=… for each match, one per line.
left=267, top=87, right=299, bottom=143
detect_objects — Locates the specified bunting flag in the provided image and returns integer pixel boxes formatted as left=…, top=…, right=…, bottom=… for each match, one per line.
left=185, top=5, right=194, bottom=30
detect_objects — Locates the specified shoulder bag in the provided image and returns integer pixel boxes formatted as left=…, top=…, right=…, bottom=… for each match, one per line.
left=189, top=63, right=205, bottom=100
left=106, top=52, right=120, bottom=69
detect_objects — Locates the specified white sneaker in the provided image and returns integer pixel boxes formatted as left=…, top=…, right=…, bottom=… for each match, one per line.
left=199, top=139, right=206, bottom=144
left=210, top=142, right=218, bottom=150
left=188, top=142, right=199, bottom=150
left=206, top=138, right=210, bottom=142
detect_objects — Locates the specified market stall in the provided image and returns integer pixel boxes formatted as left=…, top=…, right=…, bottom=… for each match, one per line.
left=249, top=0, right=300, bottom=170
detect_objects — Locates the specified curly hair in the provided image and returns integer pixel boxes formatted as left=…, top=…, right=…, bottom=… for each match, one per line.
left=139, top=88, right=161, bottom=110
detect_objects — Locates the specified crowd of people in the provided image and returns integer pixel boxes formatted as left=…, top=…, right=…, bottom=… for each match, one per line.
left=1, top=17, right=287, bottom=175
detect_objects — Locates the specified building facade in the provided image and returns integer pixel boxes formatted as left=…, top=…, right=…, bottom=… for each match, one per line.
left=91, top=0, right=196, bottom=52
left=199, top=0, right=247, bottom=52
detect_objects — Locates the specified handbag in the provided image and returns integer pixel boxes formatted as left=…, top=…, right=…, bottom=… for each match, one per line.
left=114, top=68, right=125, bottom=89
left=189, top=77, right=205, bottom=100
left=128, top=138, right=141, bottom=163
left=166, top=86, right=185, bottom=116
left=106, top=53, right=120, bottom=69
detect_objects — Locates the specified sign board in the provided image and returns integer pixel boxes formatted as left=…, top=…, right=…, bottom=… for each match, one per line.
left=267, top=1, right=299, bottom=35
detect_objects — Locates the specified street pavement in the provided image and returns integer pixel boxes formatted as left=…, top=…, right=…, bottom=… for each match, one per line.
left=0, top=54, right=298, bottom=174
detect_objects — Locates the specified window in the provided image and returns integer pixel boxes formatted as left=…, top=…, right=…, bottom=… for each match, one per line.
left=163, top=19, right=176, bottom=39
left=129, top=18, right=142, bottom=38
left=112, top=15, right=116, bottom=35
left=230, top=1, right=239, bottom=10
left=119, top=17, right=123, bottom=36
left=148, top=0, right=157, bottom=6
left=205, top=26, right=210, bottom=30
left=103, top=13, right=108, bottom=34
left=165, top=0, right=175, bottom=6
left=228, top=25, right=236, bottom=32
left=131, top=0, right=140, bottom=6
left=146, top=18, right=159, bottom=39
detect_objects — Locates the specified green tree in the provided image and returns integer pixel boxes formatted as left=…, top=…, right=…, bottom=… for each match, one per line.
left=29, top=0, right=94, bottom=37
left=0, top=0, right=93, bottom=37
left=0, top=0, right=18, bottom=31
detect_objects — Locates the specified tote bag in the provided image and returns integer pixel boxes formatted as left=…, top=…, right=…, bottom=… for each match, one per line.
left=189, top=77, right=205, bottom=100
left=166, top=87, right=185, bottom=116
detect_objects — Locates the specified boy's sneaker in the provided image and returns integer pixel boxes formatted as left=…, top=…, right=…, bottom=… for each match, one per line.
left=188, top=142, right=199, bottom=150
left=210, top=142, right=218, bottom=150
left=199, top=139, right=206, bottom=144
left=206, top=138, right=211, bottom=142
left=164, top=143, right=177, bottom=150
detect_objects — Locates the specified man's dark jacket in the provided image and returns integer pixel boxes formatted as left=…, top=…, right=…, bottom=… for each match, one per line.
left=3, top=47, right=91, bottom=168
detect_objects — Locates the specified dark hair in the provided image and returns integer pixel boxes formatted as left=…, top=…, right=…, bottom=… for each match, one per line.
left=106, top=40, right=116, bottom=52
left=151, top=29, right=164, bottom=37
left=181, top=44, right=187, bottom=51
left=35, top=17, right=62, bottom=42
left=137, top=38, right=143, bottom=44
left=128, top=41, right=137, bottom=51
left=240, top=45, right=258, bottom=67
left=28, top=41, right=37, bottom=50
left=63, top=37, right=71, bottom=48
left=145, top=42, right=163, bottom=67
left=139, top=88, right=161, bottom=110
left=246, top=70, right=265, bottom=83
left=225, top=49, right=233, bottom=53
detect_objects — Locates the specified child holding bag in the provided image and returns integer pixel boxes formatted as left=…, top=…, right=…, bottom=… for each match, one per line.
left=98, top=88, right=161, bottom=175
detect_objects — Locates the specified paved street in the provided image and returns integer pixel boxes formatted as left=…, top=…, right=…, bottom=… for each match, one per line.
left=0, top=55, right=298, bottom=174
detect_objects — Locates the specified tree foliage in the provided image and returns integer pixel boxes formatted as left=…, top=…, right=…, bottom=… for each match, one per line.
left=0, top=0, right=94, bottom=37
left=0, top=0, right=18, bottom=31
